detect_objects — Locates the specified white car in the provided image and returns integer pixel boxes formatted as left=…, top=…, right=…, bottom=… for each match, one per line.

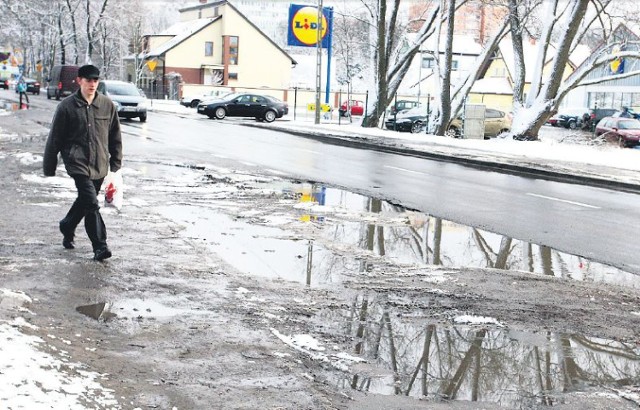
left=180, top=90, right=226, bottom=108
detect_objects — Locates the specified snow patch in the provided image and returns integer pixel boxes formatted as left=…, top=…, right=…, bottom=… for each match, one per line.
left=454, top=315, right=505, bottom=327
left=0, top=324, right=120, bottom=408
left=14, top=152, right=42, bottom=165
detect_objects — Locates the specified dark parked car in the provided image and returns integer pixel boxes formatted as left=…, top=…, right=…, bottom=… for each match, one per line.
left=546, top=107, right=589, bottom=129
left=389, top=100, right=421, bottom=116
left=594, top=117, right=640, bottom=148
left=197, top=93, right=288, bottom=122
left=384, top=107, right=463, bottom=134
left=14, top=78, right=40, bottom=95
left=0, top=78, right=10, bottom=90
left=338, top=100, right=364, bottom=117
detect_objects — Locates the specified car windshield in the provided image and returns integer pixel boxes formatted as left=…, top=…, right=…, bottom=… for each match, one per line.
left=106, top=82, right=141, bottom=96
left=223, top=93, right=241, bottom=101
left=616, top=119, right=640, bottom=130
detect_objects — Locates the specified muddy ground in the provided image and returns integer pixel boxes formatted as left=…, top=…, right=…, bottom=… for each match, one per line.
left=1, top=107, right=640, bottom=409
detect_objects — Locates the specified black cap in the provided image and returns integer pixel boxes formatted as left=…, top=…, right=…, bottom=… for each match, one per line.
left=78, top=64, right=100, bottom=79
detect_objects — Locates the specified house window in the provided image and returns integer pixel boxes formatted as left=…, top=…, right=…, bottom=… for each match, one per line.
left=229, top=36, right=239, bottom=65
left=205, top=41, right=213, bottom=57
left=421, top=57, right=435, bottom=69
left=492, top=67, right=506, bottom=77
left=452, top=60, right=459, bottom=71
left=229, top=72, right=238, bottom=80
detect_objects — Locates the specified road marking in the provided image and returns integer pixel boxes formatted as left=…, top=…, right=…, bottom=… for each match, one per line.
left=526, top=193, right=600, bottom=209
left=384, top=165, right=428, bottom=175
left=298, top=148, right=321, bottom=155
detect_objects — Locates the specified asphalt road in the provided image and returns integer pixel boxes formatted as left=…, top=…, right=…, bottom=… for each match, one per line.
left=114, top=110, right=640, bottom=274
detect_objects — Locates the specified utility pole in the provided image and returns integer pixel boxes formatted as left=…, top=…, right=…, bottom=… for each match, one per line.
left=314, top=0, right=323, bottom=124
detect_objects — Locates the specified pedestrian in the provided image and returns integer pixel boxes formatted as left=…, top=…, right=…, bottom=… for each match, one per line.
left=619, top=106, right=632, bottom=118
left=17, top=77, right=29, bottom=109
left=43, top=64, right=122, bottom=261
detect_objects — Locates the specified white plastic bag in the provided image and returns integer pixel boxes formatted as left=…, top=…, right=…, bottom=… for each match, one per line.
left=104, top=170, right=123, bottom=210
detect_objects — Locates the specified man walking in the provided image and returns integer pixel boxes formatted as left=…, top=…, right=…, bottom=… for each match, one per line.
left=43, top=64, right=122, bottom=261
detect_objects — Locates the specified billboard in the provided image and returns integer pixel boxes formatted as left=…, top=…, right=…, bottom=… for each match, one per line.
left=287, top=4, right=333, bottom=48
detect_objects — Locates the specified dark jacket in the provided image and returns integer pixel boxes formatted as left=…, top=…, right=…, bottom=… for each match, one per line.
left=43, top=90, right=122, bottom=179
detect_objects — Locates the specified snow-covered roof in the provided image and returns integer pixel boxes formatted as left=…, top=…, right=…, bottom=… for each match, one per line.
left=418, top=34, right=483, bottom=56
left=146, top=18, right=219, bottom=58
left=498, top=38, right=591, bottom=83
left=471, top=77, right=512, bottom=94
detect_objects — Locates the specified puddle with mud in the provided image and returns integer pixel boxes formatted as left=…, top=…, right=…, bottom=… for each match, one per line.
left=157, top=180, right=640, bottom=288
left=321, top=300, right=640, bottom=406
left=76, top=298, right=202, bottom=321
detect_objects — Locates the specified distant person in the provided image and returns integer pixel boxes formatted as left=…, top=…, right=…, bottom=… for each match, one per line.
left=17, top=77, right=29, bottom=109
left=619, top=107, right=632, bottom=118
left=43, top=64, right=122, bottom=261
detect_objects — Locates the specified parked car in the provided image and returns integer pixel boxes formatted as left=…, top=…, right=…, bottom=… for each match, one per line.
left=338, top=100, right=364, bottom=117
left=14, top=78, right=40, bottom=95
left=385, top=107, right=511, bottom=138
left=384, top=107, right=463, bottom=134
left=589, top=107, right=618, bottom=124
left=46, top=65, right=79, bottom=100
left=612, top=107, right=640, bottom=119
left=594, top=117, right=640, bottom=148
left=0, top=78, right=9, bottom=90
left=97, top=80, right=148, bottom=122
left=197, top=93, right=288, bottom=122
left=546, top=107, right=589, bottom=128
left=180, top=90, right=226, bottom=108
left=388, top=100, right=422, bottom=116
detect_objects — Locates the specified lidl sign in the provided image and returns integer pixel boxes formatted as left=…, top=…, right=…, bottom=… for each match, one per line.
left=288, top=4, right=333, bottom=48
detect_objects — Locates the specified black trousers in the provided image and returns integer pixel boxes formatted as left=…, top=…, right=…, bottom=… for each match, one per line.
left=19, top=91, right=29, bottom=108
left=61, top=175, right=107, bottom=251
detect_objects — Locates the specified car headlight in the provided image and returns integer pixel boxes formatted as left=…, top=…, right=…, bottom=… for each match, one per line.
left=137, top=99, right=149, bottom=109
left=112, top=101, right=121, bottom=110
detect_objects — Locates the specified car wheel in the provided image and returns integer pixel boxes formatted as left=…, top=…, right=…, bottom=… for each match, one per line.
left=190, top=100, right=199, bottom=108
left=619, top=137, right=627, bottom=148
left=410, top=121, right=423, bottom=134
left=139, top=114, right=147, bottom=123
left=214, top=107, right=226, bottom=119
left=47, top=90, right=51, bottom=100
left=263, top=110, right=276, bottom=123
left=568, top=121, right=577, bottom=129
left=445, top=126, right=461, bottom=138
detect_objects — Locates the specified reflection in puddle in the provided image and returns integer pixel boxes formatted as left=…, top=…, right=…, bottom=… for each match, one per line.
left=76, top=302, right=117, bottom=321
left=158, top=180, right=639, bottom=288
left=322, top=301, right=640, bottom=406
left=0, top=100, right=19, bottom=112
left=76, top=299, right=198, bottom=321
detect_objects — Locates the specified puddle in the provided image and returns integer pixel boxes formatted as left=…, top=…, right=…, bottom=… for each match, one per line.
left=76, top=302, right=118, bottom=321
left=76, top=299, right=202, bottom=321
left=321, top=303, right=640, bottom=406
left=156, top=180, right=640, bottom=288
left=0, top=99, right=19, bottom=112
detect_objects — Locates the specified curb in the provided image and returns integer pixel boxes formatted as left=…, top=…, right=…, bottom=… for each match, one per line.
left=242, top=122, right=640, bottom=194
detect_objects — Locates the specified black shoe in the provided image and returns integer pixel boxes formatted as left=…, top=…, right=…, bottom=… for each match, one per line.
left=94, top=247, right=112, bottom=261
left=59, top=221, right=75, bottom=249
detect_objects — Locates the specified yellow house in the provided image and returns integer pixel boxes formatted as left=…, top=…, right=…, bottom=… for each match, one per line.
left=468, top=38, right=588, bottom=111
left=135, top=0, right=296, bottom=97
